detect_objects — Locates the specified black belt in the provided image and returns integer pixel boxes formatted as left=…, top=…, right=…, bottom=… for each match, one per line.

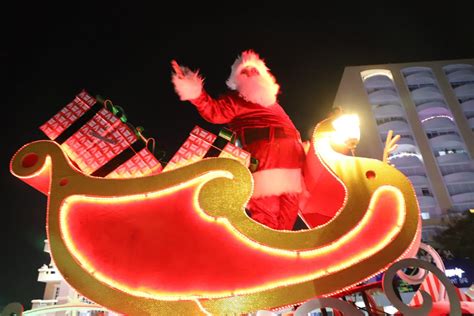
left=239, top=127, right=300, bottom=146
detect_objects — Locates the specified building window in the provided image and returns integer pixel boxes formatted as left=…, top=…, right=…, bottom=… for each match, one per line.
left=437, top=148, right=466, bottom=156
left=458, top=96, right=474, bottom=103
left=408, top=83, right=436, bottom=91
left=426, top=130, right=457, bottom=139
left=382, top=134, right=413, bottom=143
left=430, top=130, right=456, bottom=139
left=421, top=212, right=431, bottom=220
left=421, top=188, right=431, bottom=196
left=451, top=81, right=474, bottom=89
left=376, top=116, right=407, bottom=125
left=54, top=285, right=60, bottom=300
left=365, top=87, right=397, bottom=94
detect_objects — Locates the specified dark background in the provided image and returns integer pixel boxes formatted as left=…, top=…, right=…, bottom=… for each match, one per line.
left=2, top=2, right=474, bottom=309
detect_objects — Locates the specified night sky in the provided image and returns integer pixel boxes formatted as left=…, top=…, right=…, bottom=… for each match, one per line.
left=2, top=2, right=474, bottom=309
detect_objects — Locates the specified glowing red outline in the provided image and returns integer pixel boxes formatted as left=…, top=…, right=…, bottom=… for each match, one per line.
left=60, top=175, right=406, bottom=300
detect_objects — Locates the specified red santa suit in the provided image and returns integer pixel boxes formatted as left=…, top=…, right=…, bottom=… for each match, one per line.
left=171, top=50, right=305, bottom=230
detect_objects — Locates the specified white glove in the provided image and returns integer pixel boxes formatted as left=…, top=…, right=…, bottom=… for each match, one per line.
left=171, top=60, right=204, bottom=101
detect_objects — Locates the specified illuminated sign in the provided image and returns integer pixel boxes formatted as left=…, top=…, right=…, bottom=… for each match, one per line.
left=446, top=268, right=465, bottom=279
left=444, top=259, right=474, bottom=288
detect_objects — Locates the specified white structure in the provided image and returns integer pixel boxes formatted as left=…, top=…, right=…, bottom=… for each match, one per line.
left=334, top=59, right=474, bottom=242
left=24, top=240, right=119, bottom=316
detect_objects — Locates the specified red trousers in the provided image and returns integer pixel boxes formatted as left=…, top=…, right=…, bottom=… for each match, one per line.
left=247, top=193, right=300, bottom=230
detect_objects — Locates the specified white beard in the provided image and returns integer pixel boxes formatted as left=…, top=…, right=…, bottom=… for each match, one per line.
left=235, top=74, right=279, bottom=107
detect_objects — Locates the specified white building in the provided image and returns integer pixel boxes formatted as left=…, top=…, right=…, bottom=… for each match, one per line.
left=334, top=59, right=474, bottom=241
left=23, top=240, right=118, bottom=316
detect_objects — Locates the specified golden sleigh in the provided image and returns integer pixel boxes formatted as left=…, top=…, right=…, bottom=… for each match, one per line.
left=10, top=118, right=421, bottom=315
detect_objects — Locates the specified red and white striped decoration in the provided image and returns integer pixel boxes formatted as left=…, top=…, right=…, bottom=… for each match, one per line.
left=409, top=272, right=473, bottom=306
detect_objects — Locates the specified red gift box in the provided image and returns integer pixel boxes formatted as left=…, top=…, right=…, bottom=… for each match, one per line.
left=163, top=126, right=251, bottom=172
left=40, top=90, right=162, bottom=178
left=107, top=148, right=162, bottom=179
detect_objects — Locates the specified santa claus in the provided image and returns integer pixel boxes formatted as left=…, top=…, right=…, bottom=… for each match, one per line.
left=171, top=50, right=305, bottom=230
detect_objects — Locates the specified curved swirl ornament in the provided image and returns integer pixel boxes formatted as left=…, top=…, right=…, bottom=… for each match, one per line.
left=383, top=258, right=462, bottom=316
left=396, top=243, right=444, bottom=291
left=294, top=297, right=363, bottom=316
left=10, top=118, right=421, bottom=315
left=1, top=303, right=23, bottom=316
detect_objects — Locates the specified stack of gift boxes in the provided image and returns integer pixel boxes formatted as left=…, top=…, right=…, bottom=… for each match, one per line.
left=40, top=90, right=252, bottom=179
left=40, top=90, right=163, bottom=178
left=162, top=125, right=251, bottom=172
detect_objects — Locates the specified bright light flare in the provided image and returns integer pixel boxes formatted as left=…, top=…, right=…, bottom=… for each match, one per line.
left=331, top=114, right=361, bottom=150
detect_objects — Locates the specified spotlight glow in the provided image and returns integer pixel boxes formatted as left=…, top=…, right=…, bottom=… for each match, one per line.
left=331, top=114, right=361, bottom=150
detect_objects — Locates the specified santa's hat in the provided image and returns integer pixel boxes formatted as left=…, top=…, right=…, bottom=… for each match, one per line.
left=226, top=50, right=276, bottom=90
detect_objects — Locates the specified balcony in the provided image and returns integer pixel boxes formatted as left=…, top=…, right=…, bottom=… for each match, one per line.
left=363, top=74, right=394, bottom=89
left=390, top=144, right=419, bottom=156
left=444, top=171, right=474, bottom=184
left=451, top=201, right=474, bottom=212
left=389, top=145, right=423, bottom=168
left=416, top=101, right=448, bottom=112
left=446, top=69, right=474, bottom=84
left=373, top=104, right=405, bottom=118
left=377, top=120, right=410, bottom=134
left=368, top=89, right=400, bottom=104
left=405, top=72, right=436, bottom=86
left=29, top=301, right=109, bottom=315
left=402, top=66, right=432, bottom=76
left=447, top=181, right=474, bottom=196
left=461, top=99, right=474, bottom=114
left=451, top=192, right=474, bottom=203
left=454, top=83, right=474, bottom=99
left=396, top=163, right=427, bottom=177
left=391, top=156, right=424, bottom=169
left=468, top=117, right=474, bottom=129
left=408, top=175, right=429, bottom=187
left=437, top=153, right=472, bottom=175
left=436, top=152, right=470, bottom=165
left=422, top=116, right=455, bottom=131
left=38, top=264, right=62, bottom=282
left=397, top=137, right=416, bottom=146
left=429, top=133, right=463, bottom=149
left=410, top=86, right=444, bottom=104
left=417, top=196, right=437, bottom=208
left=418, top=107, right=454, bottom=123
left=31, top=299, right=58, bottom=309
left=443, top=64, right=474, bottom=75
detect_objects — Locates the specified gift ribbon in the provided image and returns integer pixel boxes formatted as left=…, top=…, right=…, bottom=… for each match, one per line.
left=104, top=99, right=128, bottom=123
left=218, top=127, right=236, bottom=143
left=55, top=102, right=103, bottom=144
left=204, top=132, right=231, bottom=158
left=91, top=140, right=147, bottom=177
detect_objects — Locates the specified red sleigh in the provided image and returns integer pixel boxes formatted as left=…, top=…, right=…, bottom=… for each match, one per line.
left=10, top=94, right=421, bottom=315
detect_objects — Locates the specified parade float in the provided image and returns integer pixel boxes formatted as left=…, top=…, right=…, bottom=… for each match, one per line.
left=7, top=90, right=473, bottom=315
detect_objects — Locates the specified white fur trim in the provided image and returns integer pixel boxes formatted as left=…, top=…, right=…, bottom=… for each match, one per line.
left=172, top=69, right=203, bottom=101
left=252, top=168, right=303, bottom=198
left=226, top=50, right=274, bottom=90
